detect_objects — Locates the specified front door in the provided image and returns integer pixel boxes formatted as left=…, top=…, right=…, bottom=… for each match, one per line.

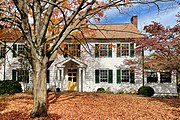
left=67, top=69, right=77, bottom=91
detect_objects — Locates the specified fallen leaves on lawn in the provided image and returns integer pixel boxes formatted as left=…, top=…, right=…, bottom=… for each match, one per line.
left=0, top=92, right=180, bottom=120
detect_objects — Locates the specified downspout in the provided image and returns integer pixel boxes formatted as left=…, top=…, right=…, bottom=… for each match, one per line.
left=3, top=41, right=6, bottom=81
left=142, top=47, right=144, bottom=86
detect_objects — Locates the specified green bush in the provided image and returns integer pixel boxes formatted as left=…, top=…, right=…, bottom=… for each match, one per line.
left=116, top=90, right=124, bottom=94
left=0, top=80, right=22, bottom=95
left=178, top=84, right=180, bottom=98
left=138, top=86, right=154, bottom=97
left=97, top=87, right=105, bottom=93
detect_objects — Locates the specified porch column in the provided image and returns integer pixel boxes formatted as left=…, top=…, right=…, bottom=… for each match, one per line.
left=157, top=72, right=160, bottom=83
left=78, top=67, right=85, bottom=92
left=57, top=67, right=65, bottom=91
left=60, top=67, right=64, bottom=91
left=78, top=68, right=82, bottom=92
left=82, top=68, right=86, bottom=92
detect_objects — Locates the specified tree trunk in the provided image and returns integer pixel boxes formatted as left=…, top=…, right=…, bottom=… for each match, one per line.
left=30, top=60, right=48, bottom=118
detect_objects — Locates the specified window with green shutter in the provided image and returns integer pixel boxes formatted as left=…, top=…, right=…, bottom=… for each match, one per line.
left=95, top=44, right=112, bottom=58
left=130, top=43, right=134, bottom=57
left=117, top=43, right=134, bottom=57
left=117, top=69, right=135, bottom=83
left=117, top=69, right=121, bottom=83
left=95, top=69, right=113, bottom=83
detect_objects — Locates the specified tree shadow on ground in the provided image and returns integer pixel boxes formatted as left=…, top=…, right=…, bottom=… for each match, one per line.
left=48, top=92, right=102, bottom=104
left=148, top=97, right=180, bottom=117
left=150, top=97, right=180, bottom=108
left=47, top=91, right=83, bottom=104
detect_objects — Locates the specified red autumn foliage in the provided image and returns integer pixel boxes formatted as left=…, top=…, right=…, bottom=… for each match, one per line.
left=128, top=13, right=180, bottom=72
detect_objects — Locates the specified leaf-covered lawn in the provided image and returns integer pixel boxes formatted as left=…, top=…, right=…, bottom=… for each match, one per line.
left=0, top=92, right=180, bottom=120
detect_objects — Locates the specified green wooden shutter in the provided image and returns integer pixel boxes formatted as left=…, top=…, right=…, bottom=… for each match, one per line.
left=130, top=43, right=134, bottom=57
left=117, top=44, right=121, bottom=57
left=25, top=70, right=29, bottom=83
left=12, top=69, right=16, bottom=81
left=64, top=44, right=68, bottom=58
left=108, top=70, right=113, bottom=83
left=13, top=44, right=17, bottom=57
left=95, top=70, right=99, bottom=83
left=117, top=69, right=121, bottom=83
left=46, top=70, right=50, bottom=83
left=130, top=70, right=135, bottom=83
left=95, top=44, right=99, bottom=58
left=77, top=44, right=81, bottom=57
left=108, top=44, right=112, bottom=57
left=0, top=48, right=4, bottom=58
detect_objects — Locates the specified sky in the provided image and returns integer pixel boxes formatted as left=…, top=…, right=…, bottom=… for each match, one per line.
left=98, top=1, right=180, bottom=32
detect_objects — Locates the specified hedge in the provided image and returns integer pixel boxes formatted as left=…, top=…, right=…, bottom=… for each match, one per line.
left=0, top=80, right=22, bottom=95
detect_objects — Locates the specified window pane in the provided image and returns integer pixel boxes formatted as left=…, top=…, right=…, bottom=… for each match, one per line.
left=122, top=70, right=129, bottom=82
left=64, top=44, right=80, bottom=57
left=99, top=44, right=108, bottom=57
left=17, top=69, right=29, bottom=83
left=147, top=72, right=158, bottom=83
left=121, top=44, right=129, bottom=56
left=0, top=46, right=5, bottom=58
left=100, top=70, right=108, bottom=82
left=18, top=45, right=25, bottom=54
left=160, top=72, right=171, bottom=83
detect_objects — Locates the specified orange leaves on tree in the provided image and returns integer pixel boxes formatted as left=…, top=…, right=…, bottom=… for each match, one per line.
left=61, top=1, right=70, bottom=9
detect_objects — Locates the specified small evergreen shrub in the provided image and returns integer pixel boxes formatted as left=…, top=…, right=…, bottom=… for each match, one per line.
left=97, top=87, right=105, bottom=93
left=138, top=86, right=154, bottom=97
left=56, top=88, right=60, bottom=92
left=0, top=80, right=22, bottom=95
left=116, top=90, right=124, bottom=94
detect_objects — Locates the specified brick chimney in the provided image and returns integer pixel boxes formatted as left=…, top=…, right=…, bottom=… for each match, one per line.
left=131, top=16, right=138, bottom=28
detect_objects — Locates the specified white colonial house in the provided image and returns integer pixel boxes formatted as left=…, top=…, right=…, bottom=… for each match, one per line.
left=0, top=16, right=178, bottom=96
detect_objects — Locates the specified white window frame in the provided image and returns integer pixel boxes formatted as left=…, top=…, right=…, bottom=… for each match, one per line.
left=121, top=69, right=130, bottom=82
left=99, top=70, right=108, bottom=82
left=147, top=72, right=158, bottom=83
left=117, top=43, right=130, bottom=57
left=95, top=43, right=111, bottom=58
left=160, top=72, right=171, bottom=83
left=64, top=43, right=81, bottom=57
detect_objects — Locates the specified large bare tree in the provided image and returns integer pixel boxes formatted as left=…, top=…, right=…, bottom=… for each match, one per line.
left=0, top=0, right=178, bottom=118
